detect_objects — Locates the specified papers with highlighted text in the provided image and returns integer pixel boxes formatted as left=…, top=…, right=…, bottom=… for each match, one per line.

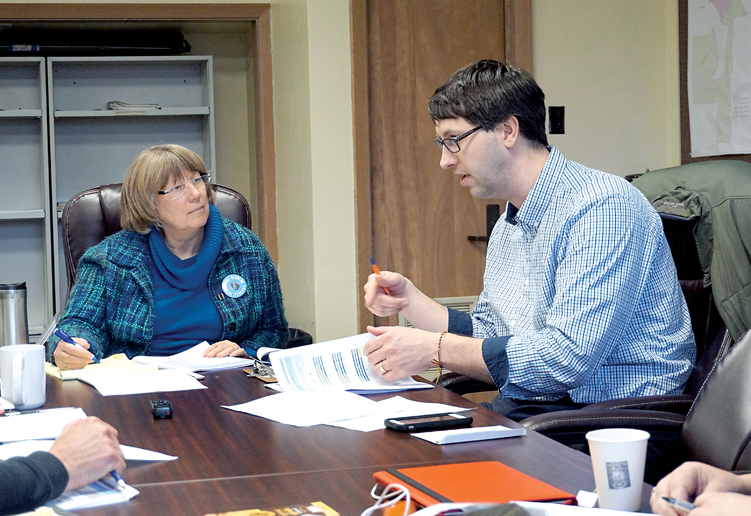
left=270, top=333, right=432, bottom=393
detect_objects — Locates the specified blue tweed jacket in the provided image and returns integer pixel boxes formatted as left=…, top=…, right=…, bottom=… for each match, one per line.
left=51, top=218, right=288, bottom=361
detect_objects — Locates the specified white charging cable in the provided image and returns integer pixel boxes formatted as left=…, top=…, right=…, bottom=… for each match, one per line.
left=360, top=482, right=412, bottom=516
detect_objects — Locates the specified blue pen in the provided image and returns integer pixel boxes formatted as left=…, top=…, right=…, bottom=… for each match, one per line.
left=111, top=470, right=126, bottom=491
left=54, top=328, right=100, bottom=364
left=662, top=496, right=696, bottom=511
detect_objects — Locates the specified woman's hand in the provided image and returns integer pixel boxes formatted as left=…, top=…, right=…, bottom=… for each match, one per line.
left=203, top=340, right=248, bottom=358
left=53, top=337, right=96, bottom=370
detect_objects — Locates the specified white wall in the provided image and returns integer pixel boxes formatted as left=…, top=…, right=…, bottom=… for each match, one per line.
left=532, top=0, right=681, bottom=177
left=9, top=0, right=681, bottom=342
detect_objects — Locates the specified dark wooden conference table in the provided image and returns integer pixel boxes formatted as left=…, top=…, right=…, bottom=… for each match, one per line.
left=44, top=370, right=653, bottom=515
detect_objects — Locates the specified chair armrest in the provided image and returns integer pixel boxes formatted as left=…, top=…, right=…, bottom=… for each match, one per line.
left=521, top=409, right=686, bottom=446
left=438, top=372, right=497, bottom=396
left=582, top=394, right=696, bottom=415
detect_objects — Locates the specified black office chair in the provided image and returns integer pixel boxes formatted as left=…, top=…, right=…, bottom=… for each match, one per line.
left=523, top=327, right=751, bottom=484
left=61, top=182, right=312, bottom=348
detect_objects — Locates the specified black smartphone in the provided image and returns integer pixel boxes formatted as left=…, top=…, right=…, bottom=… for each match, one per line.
left=384, top=412, right=473, bottom=432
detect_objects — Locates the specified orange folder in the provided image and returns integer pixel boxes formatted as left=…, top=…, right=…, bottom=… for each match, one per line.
left=373, top=461, right=577, bottom=507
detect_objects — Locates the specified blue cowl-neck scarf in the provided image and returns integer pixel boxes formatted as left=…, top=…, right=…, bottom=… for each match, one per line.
left=148, top=204, right=223, bottom=290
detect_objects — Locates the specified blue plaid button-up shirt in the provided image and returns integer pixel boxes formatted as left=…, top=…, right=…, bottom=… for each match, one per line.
left=450, top=147, right=695, bottom=403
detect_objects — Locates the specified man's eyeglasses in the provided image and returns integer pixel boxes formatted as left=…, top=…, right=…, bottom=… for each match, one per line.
left=434, top=126, right=482, bottom=153
left=158, top=174, right=211, bottom=198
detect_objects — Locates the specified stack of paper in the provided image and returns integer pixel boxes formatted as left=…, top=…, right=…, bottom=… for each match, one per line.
left=0, top=407, right=87, bottom=442
left=107, top=100, right=160, bottom=111
left=77, top=369, right=207, bottom=396
left=45, top=354, right=159, bottom=381
left=133, top=342, right=253, bottom=372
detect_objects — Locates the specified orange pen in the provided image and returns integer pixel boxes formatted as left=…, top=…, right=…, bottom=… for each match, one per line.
left=369, top=257, right=391, bottom=295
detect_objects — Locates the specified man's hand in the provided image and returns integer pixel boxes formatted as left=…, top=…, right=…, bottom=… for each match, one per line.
left=364, top=326, right=439, bottom=381
left=49, top=417, right=126, bottom=492
left=363, top=271, right=409, bottom=317
left=203, top=340, right=248, bottom=358
left=53, top=337, right=95, bottom=370
left=650, top=462, right=751, bottom=515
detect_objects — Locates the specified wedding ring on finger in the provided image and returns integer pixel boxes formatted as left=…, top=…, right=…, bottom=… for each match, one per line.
left=379, top=361, right=390, bottom=374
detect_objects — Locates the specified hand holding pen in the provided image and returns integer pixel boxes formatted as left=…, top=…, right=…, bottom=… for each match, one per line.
left=364, top=258, right=410, bottom=318
left=54, top=328, right=100, bottom=366
left=369, top=257, right=391, bottom=295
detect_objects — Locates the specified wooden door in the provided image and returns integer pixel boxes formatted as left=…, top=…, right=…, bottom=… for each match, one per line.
left=353, top=0, right=532, bottom=329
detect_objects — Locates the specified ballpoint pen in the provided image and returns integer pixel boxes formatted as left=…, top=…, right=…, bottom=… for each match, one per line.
left=111, top=470, right=126, bottom=491
left=369, top=257, right=391, bottom=295
left=662, top=496, right=696, bottom=511
left=54, top=328, right=101, bottom=364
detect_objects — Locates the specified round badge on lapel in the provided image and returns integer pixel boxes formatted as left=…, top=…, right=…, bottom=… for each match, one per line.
left=221, top=274, right=247, bottom=298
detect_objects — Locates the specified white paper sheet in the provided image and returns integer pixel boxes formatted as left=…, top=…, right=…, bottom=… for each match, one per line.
left=132, top=341, right=253, bottom=372
left=270, top=333, right=433, bottom=393
left=409, top=501, right=643, bottom=516
left=223, top=390, right=378, bottom=427
left=513, top=501, right=643, bottom=515
left=77, top=369, right=207, bottom=396
left=0, top=407, right=87, bottom=442
left=412, top=424, right=526, bottom=444
left=327, top=396, right=468, bottom=432
left=0, top=440, right=177, bottom=461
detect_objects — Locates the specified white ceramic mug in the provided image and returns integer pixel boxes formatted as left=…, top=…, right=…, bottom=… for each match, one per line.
left=0, top=344, right=46, bottom=410
left=586, top=428, right=650, bottom=511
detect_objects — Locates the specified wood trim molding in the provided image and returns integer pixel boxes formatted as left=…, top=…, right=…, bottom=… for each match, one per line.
left=0, top=3, right=279, bottom=260
left=505, top=0, right=533, bottom=72
left=0, top=3, right=271, bottom=21
left=251, top=7, right=278, bottom=259
left=350, top=0, right=375, bottom=332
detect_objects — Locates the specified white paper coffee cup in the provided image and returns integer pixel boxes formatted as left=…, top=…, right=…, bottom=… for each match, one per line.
left=586, top=428, right=650, bottom=511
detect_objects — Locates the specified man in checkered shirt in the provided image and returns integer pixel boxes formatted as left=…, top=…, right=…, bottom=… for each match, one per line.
left=363, top=60, right=695, bottom=421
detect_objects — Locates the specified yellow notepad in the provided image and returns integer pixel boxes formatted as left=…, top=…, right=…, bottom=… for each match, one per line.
left=45, top=354, right=159, bottom=381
